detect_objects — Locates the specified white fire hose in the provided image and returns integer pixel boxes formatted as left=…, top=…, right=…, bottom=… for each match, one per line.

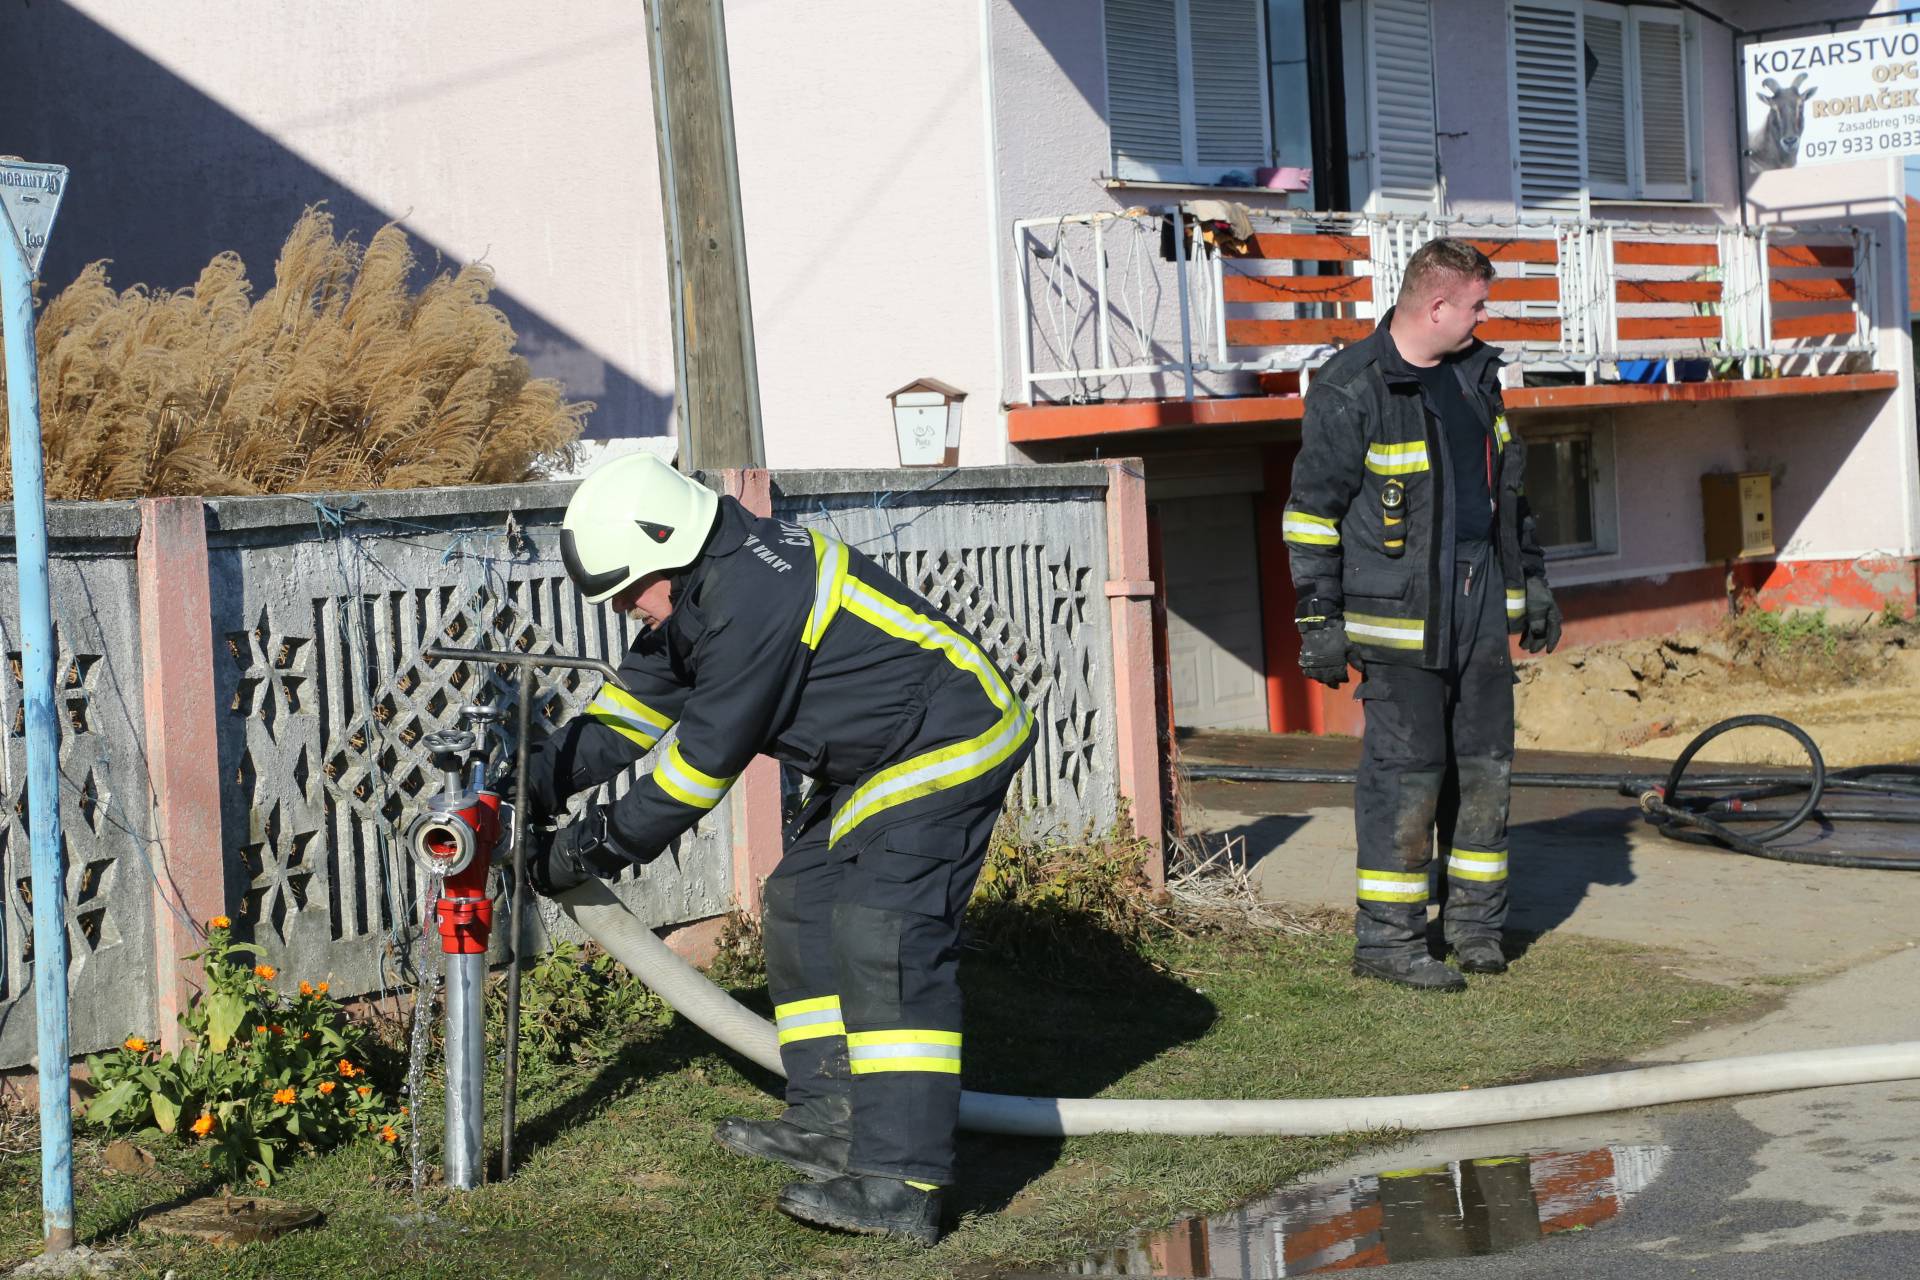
left=556, top=879, right=1920, bottom=1137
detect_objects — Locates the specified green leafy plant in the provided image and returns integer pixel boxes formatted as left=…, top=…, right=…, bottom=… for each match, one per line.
left=83, top=918, right=405, bottom=1187
left=968, top=804, right=1163, bottom=970
left=487, top=940, right=669, bottom=1077
left=705, top=909, right=767, bottom=987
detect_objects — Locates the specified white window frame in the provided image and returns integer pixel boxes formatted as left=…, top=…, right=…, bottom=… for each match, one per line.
left=1103, top=0, right=1275, bottom=185
left=1507, top=0, right=1700, bottom=214
left=1584, top=2, right=1694, bottom=202
left=1526, top=417, right=1620, bottom=559
left=1342, top=0, right=1440, bottom=215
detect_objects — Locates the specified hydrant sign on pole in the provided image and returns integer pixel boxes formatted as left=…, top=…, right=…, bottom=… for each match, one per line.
left=1745, top=29, right=1920, bottom=170
left=0, top=156, right=74, bottom=1253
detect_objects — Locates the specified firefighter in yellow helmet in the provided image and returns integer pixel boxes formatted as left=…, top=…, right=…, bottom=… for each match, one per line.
left=522, top=454, right=1033, bottom=1245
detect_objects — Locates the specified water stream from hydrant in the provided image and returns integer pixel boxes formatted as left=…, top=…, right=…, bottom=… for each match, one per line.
left=406, top=877, right=444, bottom=1200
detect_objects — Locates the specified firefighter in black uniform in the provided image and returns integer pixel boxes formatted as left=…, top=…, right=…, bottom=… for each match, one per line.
left=520, top=453, right=1032, bottom=1245
left=1283, top=239, right=1562, bottom=991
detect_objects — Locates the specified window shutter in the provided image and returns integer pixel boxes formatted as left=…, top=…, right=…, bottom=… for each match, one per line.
left=1106, top=0, right=1185, bottom=180
left=1632, top=7, right=1692, bottom=199
left=1364, top=0, right=1438, bottom=213
left=1509, top=0, right=1588, bottom=215
left=1583, top=3, right=1631, bottom=198
left=1189, top=0, right=1270, bottom=169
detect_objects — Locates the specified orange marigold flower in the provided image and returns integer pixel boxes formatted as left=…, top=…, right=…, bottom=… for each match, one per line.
left=255, top=1025, right=268, bottom=1036
left=338, top=1059, right=361, bottom=1078
left=299, top=981, right=314, bottom=996
left=271, top=1025, right=284, bottom=1035
left=208, top=915, right=230, bottom=930
left=317, top=1081, right=336, bottom=1095
left=380, top=1125, right=398, bottom=1143
left=356, top=1085, right=372, bottom=1097
left=400, top=1106, right=409, bottom=1116
left=122, top=1036, right=148, bottom=1053
left=191, top=1114, right=214, bottom=1137
left=272, top=1087, right=296, bottom=1105
left=254, top=964, right=277, bottom=981
left=316, top=982, right=329, bottom=995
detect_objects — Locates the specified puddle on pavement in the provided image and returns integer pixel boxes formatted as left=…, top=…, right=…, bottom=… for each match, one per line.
left=1044, top=1144, right=1669, bottom=1277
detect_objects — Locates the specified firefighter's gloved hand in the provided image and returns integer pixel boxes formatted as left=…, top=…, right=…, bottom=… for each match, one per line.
left=1295, top=598, right=1350, bottom=688
left=1522, top=578, right=1563, bottom=654
left=524, top=807, right=621, bottom=898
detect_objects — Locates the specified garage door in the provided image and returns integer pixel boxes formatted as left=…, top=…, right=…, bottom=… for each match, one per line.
left=1158, top=494, right=1267, bottom=730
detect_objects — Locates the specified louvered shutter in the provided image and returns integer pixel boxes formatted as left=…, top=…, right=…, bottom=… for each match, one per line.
left=1106, top=0, right=1185, bottom=180
left=1583, top=3, right=1631, bottom=198
left=1364, top=0, right=1438, bottom=213
left=1509, top=0, right=1588, bottom=215
left=1190, top=0, right=1269, bottom=168
left=1632, top=6, right=1692, bottom=199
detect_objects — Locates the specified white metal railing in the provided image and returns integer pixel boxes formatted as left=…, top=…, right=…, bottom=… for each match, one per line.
left=1013, top=209, right=1879, bottom=404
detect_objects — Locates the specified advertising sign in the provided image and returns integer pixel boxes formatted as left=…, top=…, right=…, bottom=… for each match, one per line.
left=1745, top=27, right=1920, bottom=170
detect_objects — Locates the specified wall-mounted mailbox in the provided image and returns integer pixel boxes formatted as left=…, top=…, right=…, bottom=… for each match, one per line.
left=1701, top=471, right=1774, bottom=561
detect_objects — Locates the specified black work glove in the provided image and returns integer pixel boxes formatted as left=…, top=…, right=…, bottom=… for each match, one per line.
left=1522, top=577, right=1563, bottom=654
left=1295, top=598, right=1350, bottom=689
left=524, top=807, right=626, bottom=898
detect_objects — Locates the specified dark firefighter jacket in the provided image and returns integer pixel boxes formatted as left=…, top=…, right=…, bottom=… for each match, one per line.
left=1282, top=315, right=1548, bottom=669
left=523, top=496, right=1033, bottom=868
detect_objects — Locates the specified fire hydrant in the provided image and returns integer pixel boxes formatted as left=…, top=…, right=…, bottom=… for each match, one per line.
left=404, top=707, right=509, bottom=1190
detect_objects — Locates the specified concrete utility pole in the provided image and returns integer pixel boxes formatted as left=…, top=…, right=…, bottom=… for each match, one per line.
left=645, top=0, right=766, bottom=470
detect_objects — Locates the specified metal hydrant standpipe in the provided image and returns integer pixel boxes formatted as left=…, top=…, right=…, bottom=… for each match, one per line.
left=404, top=707, right=508, bottom=1190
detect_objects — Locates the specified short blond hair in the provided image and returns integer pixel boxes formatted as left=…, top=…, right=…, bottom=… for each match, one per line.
left=1398, top=239, right=1495, bottom=306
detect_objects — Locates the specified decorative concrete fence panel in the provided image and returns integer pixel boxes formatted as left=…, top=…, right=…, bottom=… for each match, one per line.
left=0, top=463, right=1155, bottom=1068
left=0, top=504, right=155, bottom=1065
left=202, top=485, right=736, bottom=998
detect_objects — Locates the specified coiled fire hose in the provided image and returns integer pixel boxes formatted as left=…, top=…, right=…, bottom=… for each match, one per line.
left=1635, top=714, right=1920, bottom=871
left=1187, top=714, right=1920, bottom=872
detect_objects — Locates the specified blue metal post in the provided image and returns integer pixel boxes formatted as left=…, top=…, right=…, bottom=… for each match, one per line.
left=1, top=212, right=74, bottom=1252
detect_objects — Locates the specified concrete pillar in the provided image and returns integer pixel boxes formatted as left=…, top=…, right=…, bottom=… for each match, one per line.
left=716, top=468, right=784, bottom=915
left=136, top=498, right=226, bottom=1050
left=1102, top=460, right=1166, bottom=884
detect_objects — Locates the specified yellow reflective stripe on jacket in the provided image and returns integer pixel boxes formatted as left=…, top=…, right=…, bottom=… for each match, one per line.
left=828, top=579, right=1033, bottom=846
left=1282, top=510, right=1340, bottom=547
left=1357, top=868, right=1428, bottom=903
left=1345, top=612, right=1425, bottom=651
left=802, top=529, right=849, bottom=649
left=1446, top=849, right=1508, bottom=883
left=1506, top=588, right=1526, bottom=617
left=846, top=1029, right=962, bottom=1075
left=774, top=994, right=845, bottom=1045
left=1365, top=440, right=1431, bottom=475
left=586, top=683, right=675, bottom=750
left=1493, top=414, right=1512, bottom=449
left=652, top=740, right=735, bottom=810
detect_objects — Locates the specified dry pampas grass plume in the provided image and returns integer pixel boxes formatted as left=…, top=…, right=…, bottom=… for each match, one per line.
left=0, top=206, right=588, bottom=499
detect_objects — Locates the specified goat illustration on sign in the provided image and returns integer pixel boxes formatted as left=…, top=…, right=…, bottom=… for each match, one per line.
left=1750, top=72, right=1816, bottom=172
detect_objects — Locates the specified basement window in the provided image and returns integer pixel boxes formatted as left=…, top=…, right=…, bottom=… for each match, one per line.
left=1524, top=420, right=1618, bottom=558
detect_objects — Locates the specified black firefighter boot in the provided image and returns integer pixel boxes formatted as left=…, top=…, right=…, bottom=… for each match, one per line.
left=1452, top=936, right=1509, bottom=974
left=1352, top=950, right=1467, bottom=991
left=713, top=1116, right=849, bottom=1180
left=777, top=1174, right=943, bottom=1246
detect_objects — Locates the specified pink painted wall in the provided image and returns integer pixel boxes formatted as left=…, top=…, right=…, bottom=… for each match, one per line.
left=725, top=0, right=1006, bottom=468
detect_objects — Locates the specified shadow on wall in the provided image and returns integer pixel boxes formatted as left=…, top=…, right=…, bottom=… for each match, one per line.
left=4, top=1, right=672, bottom=442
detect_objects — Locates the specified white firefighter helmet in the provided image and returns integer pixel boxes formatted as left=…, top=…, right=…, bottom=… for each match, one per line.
left=560, top=454, right=720, bottom=604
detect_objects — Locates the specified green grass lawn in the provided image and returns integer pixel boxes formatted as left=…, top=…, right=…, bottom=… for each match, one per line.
left=0, top=926, right=1747, bottom=1279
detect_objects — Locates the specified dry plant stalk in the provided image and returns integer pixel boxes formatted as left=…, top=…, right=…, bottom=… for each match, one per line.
left=0, top=207, right=587, bottom=499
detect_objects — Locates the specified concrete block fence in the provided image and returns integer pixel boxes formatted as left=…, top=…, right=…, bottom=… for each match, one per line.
left=0, top=462, right=1158, bottom=1068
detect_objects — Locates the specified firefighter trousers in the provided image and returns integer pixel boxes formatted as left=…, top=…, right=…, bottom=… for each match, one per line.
left=758, top=754, right=1025, bottom=1186
left=1353, top=541, right=1514, bottom=959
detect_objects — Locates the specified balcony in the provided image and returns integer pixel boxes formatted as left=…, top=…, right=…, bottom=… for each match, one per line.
left=1007, top=209, right=1897, bottom=444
